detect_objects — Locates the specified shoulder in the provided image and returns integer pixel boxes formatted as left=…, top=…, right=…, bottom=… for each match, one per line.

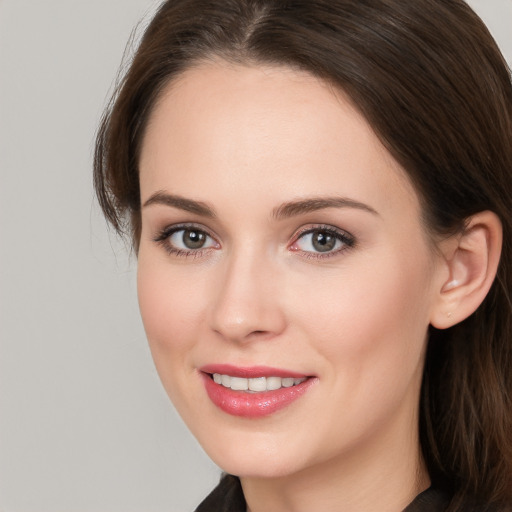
left=405, top=488, right=512, bottom=512
left=194, top=474, right=245, bottom=512
left=195, top=479, right=512, bottom=512
left=403, top=487, right=450, bottom=512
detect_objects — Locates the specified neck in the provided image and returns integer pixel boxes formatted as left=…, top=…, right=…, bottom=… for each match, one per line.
left=241, top=408, right=429, bottom=512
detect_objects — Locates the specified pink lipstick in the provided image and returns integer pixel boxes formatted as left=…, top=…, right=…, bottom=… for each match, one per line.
left=199, top=364, right=316, bottom=418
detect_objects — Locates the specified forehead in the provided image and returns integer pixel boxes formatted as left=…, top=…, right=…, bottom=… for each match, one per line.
left=139, top=61, right=420, bottom=222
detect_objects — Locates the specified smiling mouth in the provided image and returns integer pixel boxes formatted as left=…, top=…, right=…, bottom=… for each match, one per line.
left=209, top=373, right=308, bottom=392
left=199, top=364, right=315, bottom=417
left=201, top=370, right=315, bottom=417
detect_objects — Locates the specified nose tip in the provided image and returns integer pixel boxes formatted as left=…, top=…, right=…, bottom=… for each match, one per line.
left=212, top=293, right=284, bottom=343
left=211, top=311, right=283, bottom=343
left=208, top=258, right=286, bottom=344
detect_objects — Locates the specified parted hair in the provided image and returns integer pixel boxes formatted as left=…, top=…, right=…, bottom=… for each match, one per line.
left=94, top=1, right=512, bottom=510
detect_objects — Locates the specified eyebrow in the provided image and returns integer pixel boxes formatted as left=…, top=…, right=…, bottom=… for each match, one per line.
left=143, top=191, right=216, bottom=218
left=142, top=191, right=378, bottom=219
left=272, top=197, right=379, bottom=219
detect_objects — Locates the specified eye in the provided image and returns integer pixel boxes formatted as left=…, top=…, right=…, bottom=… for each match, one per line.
left=154, top=225, right=219, bottom=256
left=290, top=226, right=355, bottom=256
left=169, top=228, right=215, bottom=250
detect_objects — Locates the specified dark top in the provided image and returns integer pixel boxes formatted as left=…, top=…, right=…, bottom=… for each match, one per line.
left=195, top=474, right=451, bottom=512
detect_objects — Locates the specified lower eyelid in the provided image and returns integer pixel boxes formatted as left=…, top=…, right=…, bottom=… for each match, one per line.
left=166, top=247, right=211, bottom=258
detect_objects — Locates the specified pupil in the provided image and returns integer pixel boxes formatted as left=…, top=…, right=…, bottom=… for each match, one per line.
left=312, top=231, right=336, bottom=252
left=183, top=230, right=206, bottom=249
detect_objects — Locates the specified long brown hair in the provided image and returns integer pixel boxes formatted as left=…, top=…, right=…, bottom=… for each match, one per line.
left=94, top=1, right=512, bottom=509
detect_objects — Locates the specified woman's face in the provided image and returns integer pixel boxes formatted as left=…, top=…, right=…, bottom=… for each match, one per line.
left=137, top=62, right=444, bottom=478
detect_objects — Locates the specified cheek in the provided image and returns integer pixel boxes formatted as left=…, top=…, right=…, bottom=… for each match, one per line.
left=137, top=256, right=207, bottom=355
left=292, top=249, right=433, bottom=384
left=288, top=254, right=433, bottom=445
left=136, top=255, right=214, bottom=417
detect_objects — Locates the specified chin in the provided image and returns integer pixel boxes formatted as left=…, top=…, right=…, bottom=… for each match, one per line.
left=214, top=455, right=303, bottom=480
left=194, top=426, right=314, bottom=479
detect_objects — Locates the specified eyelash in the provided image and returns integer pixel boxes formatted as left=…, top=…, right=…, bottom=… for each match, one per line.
left=289, top=225, right=356, bottom=260
left=153, top=223, right=219, bottom=258
left=152, top=223, right=355, bottom=259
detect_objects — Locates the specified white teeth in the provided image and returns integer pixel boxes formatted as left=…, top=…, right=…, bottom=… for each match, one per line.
left=212, top=373, right=307, bottom=392
left=248, top=377, right=267, bottom=392
left=230, top=377, right=249, bottom=391
left=282, top=377, right=295, bottom=388
left=266, top=376, right=282, bottom=390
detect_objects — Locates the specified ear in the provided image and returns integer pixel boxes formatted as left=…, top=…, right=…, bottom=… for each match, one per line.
left=430, top=211, right=502, bottom=329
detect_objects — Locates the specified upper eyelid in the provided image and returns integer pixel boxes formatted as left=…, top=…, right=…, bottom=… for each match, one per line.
left=291, top=224, right=354, bottom=240
left=153, top=222, right=217, bottom=241
left=153, top=222, right=350, bottom=237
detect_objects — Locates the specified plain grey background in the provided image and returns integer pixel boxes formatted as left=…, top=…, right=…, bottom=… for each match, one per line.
left=0, top=1, right=511, bottom=511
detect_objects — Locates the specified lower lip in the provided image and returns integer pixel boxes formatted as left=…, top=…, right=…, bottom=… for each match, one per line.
left=201, top=373, right=316, bottom=418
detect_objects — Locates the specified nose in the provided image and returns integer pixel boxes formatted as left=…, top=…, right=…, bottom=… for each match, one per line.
left=208, top=248, right=287, bottom=344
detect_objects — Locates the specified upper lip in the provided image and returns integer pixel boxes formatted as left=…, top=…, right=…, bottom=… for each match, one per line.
left=199, top=364, right=310, bottom=379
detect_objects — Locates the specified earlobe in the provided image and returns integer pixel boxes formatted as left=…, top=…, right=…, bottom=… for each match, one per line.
left=430, top=211, right=502, bottom=330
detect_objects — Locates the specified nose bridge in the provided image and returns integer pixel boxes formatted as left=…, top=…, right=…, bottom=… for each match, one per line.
left=209, top=243, right=285, bottom=342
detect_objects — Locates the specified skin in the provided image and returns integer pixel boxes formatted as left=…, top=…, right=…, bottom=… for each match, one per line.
left=137, top=62, right=450, bottom=512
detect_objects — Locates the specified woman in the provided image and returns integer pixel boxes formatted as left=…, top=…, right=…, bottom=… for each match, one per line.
left=94, top=0, right=512, bottom=510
